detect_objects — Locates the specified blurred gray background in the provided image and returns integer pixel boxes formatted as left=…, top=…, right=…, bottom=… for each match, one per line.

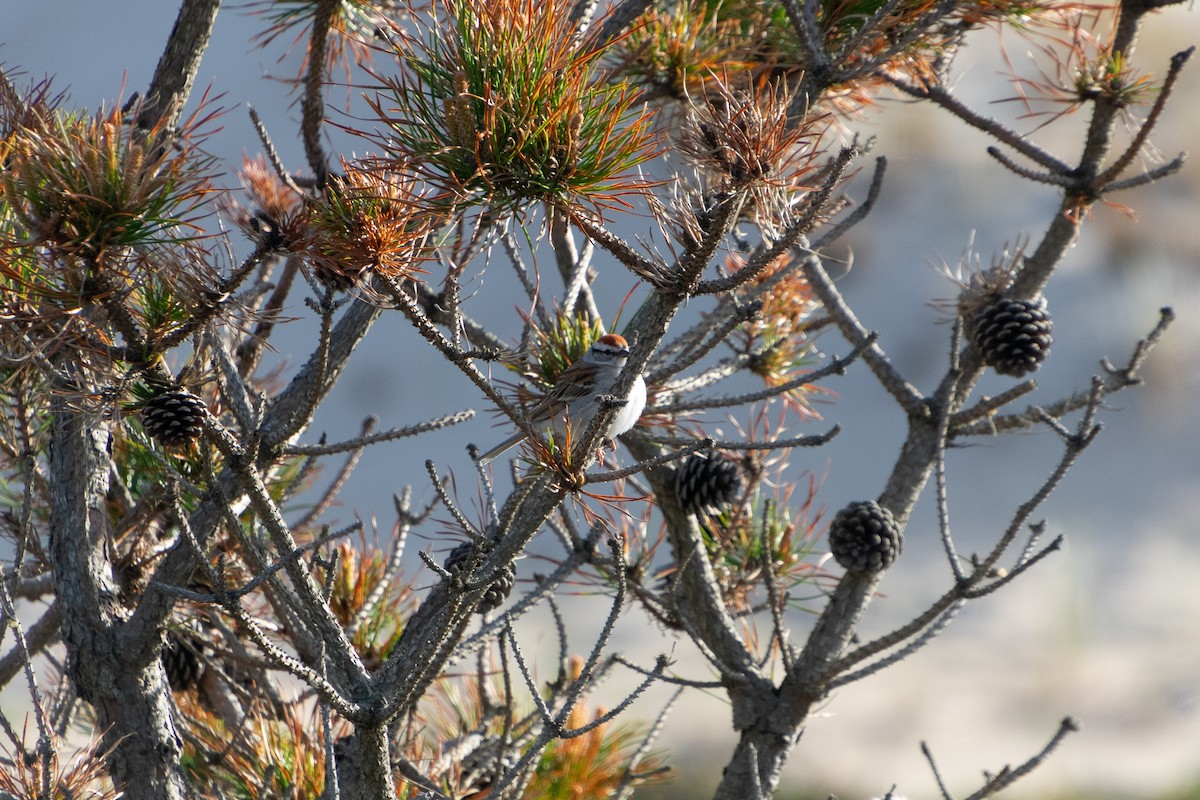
left=3, top=3, right=1198, bottom=797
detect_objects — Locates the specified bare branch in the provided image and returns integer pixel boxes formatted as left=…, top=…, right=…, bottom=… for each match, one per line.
left=693, top=147, right=858, bottom=295
left=137, top=0, right=221, bottom=131
left=986, top=146, right=1076, bottom=187
left=949, top=380, right=1037, bottom=431
left=1096, top=47, right=1195, bottom=187
left=963, top=717, right=1080, bottom=800
left=614, top=688, right=682, bottom=800
left=644, top=426, right=840, bottom=451
left=954, top=308, right=1172, bottom=437
left=811, top=155, right=887, bottom=249
left=170, top=483, right=362, bottom=721
left=284, top=411, right=475, bottom=456
left=249, top=105, right=304, bottom=194
left=571, top=211, right=673, bottom=289
left=922, top=740, right=957, bottom=800
left=800, top=253, right=925, bottom=414
left=0, top=603, right=59, bottom=692
left=300, top=0, right=337, bottom=187
left=291, top=419, right=376, bottom=531
left=885, top=75, right=1073, bottom=175
left=1102, top=153, right=1188, bottom=192
left=656, top=333, right=874, bottom=414
left=646, top=300, right=762, bottom=387
left=584, top=437, right=712, bottom=484
left=962, top=534, right=1065, bottom=599
left=827, top=601, right=963, bottom=690
left=0, top=581, right=54, bottom=750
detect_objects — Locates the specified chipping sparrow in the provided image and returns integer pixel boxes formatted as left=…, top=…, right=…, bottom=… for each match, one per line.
left=479, top=333, right=647, bottom=462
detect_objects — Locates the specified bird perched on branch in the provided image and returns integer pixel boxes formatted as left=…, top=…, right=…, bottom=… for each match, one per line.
left=479, top=333, right=646, bottom=462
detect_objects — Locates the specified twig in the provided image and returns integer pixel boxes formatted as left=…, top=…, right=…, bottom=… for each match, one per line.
left=675, top=191, right=747, bottom=294
left=962, top=535, right=1064, bottom=599
left=292, top=418, right=377, bottom=531
left=972, top=391, right=1101, bottom=581
left=656, top=333, right=875, bottom=414
left=570, top=211, right=671, bottom=289
left=318, top=561, right=340, bottom=800
left=249, top=105, right=304, bottom=195
left=612, top=654, right=723, bottom=689
left=547, top=596, right=572, bottom=688
left=552, top=208, right=601, bottom=323
left=827, top=601, right=962, bottom=690
left=584, top=437, right=712, bottom=484
left=643, top=427, right=841, bottom=451
left=169, top=482, right=362, bottom=720
left=1013, top=519, right=1046, bottom=569
left=962, top=718, right=1080, bottom=800
left=349, top=495, right=416, bottom=635
left=885, top=75, right=1072, bottom=175
left=1102, top=154, right=1188, bottom=192
left=301, top=0, right=337, bottom=187
left=760, top=501, right=794, bottom=673
left=502, top=619, right=556, bottom=720
left=921, top=740, right=957, bottom=800
left=453, top=529, right=598, bottom=662
left=209, top=326, right=263, bottom=440
left=0, top=581, right=54, bottom=762
left=986, top=147, right=1076, bottom=187
left=931, top=341, right=966, bottom=582
left=237, top=255, right=301, bottom=377
left=153, top=523, right=360, bottom=602
left=287, top=291, right=338, bottom=443
left=0, top=603, right=60, bottom=692
left=560, top=655, right=668, bottom=738
left=160, top=240, right=275, bottom=352
left=811, top=154, right=886, bottom=249
left=377, top=274, right=529, bottom=433
left=201, top=410, right=373, bottom=687
left=469, top=444, right=501, bottom=527
left=417, top=279, right=516, bottom=357
left=559, top=536, right=631, bottom=717
left=284, top=411, right=475, bottom=455
left=137, top=0, right=221, bottom=131
left=646, top=300, right=762, bottom=387
left=693, top=148, right=858, bottom=295
left=427, top=459, right=478, bottom=536
left=934, top=424, right=965, bottom=581
left=418, top=550, right=452, bottom=581
left=658, top=354, right=749, bottom=396
left=799, top=254, right=925, bottom=415
left=949, top=380, right=1037, bottom=431
left=614, top=688, right=682, bottom=800
left=1096, top=47, right=1194, bottom=187
left=501, top=227, right=550, bottom=328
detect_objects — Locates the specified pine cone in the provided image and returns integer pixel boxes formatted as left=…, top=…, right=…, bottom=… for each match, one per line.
left=675, top=451, right=743, bottom=516
left=143, top=390, right=206, bottom=446
left=829, top=500, right=901, bottom=573
left=970, top=297, right=1053, bottom=378
left=162, top=631, right=202, bottom=692
left=445, top=542, right=515, bottom=614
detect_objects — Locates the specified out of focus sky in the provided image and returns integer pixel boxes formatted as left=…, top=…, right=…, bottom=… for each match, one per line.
left=2, top=3, right=1199, bottom=797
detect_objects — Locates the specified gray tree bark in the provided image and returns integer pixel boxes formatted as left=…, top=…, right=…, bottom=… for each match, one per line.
left=137, top=0, right=222, bottom=131
left=48, top=398, right=188, bottom=800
